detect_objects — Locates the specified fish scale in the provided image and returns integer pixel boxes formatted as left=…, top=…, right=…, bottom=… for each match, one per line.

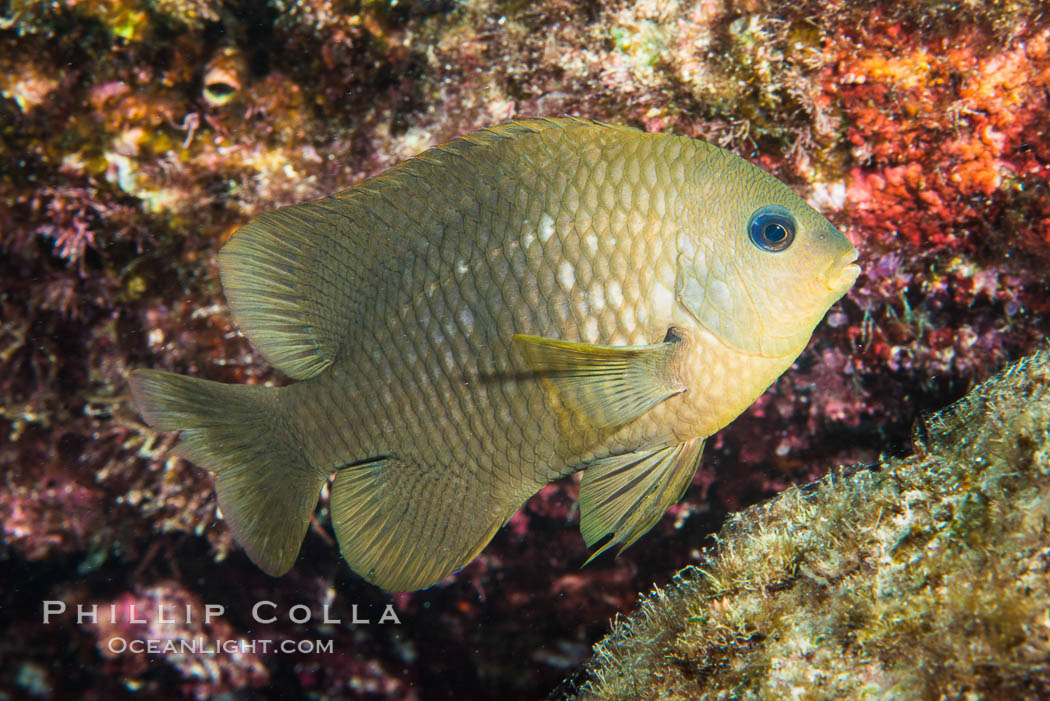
left=129, top=117, right=859, bottom=591
left=305, top=123, right=674, bottom=583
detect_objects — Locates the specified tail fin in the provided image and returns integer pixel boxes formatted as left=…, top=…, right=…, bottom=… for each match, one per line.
left=128, top=369, right=326, bottom=576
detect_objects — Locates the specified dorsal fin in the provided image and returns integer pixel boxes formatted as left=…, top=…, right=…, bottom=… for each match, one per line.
left=218, top=118, right=632, bottom=379
left=219, top=204, right=348, bottom=378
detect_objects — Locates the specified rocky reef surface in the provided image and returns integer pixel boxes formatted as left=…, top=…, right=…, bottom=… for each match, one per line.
left=565, top=347, right=1050, bottom=700
left=1, top=0, right=1048, bottom=699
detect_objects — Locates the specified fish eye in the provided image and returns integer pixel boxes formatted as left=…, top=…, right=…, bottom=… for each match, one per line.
left=748, top=206, right=796, bottom=252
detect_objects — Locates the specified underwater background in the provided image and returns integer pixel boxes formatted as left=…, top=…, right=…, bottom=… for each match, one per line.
left=2, top=0, right=1048, bottom=699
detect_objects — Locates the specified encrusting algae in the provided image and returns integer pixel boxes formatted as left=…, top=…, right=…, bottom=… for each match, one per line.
left=129, top=117, right=859, bottom=591
left=563, top=347, right=1050, bottom=700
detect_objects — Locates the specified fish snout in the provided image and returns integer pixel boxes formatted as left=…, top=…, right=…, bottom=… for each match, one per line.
left=820, top=248, right=861, bottom=294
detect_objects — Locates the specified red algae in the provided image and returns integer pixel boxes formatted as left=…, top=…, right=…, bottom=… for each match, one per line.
left=1, top=1, right=1049, bottom=699
left=837, top=20, right=1050, bottom=256
left=84, top=584, right=271, bottom=698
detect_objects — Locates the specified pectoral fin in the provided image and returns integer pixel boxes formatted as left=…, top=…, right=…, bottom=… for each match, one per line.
left=579, top=438, right=705, bottom=564
left=513, top=333, right=686, bottom=429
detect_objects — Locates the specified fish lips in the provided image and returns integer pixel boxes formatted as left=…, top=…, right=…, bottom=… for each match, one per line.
left=821, top=249, right=861, bottom=295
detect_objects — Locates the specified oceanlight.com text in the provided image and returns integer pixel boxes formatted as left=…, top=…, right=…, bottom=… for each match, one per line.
left=107, top=637, right=335, bottom=655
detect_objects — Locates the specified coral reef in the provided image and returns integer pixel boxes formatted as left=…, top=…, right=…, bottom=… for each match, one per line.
left=1, top=0, right=1048, bottom=698
left=567, top=347, right=1050, bottom=699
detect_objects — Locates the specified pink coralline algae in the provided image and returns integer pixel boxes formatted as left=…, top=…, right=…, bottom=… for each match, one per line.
left=1, top=1, right=1049, bottom=699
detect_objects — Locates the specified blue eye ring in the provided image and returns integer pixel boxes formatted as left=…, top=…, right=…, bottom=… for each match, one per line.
left=748, top=205, right=796, bottom=252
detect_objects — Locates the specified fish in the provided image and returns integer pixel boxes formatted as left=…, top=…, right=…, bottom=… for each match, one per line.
left=129, top=117, right=860, bottom=591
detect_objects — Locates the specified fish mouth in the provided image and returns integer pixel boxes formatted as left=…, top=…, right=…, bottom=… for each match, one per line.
left=821, top=249, right=861, bottom=293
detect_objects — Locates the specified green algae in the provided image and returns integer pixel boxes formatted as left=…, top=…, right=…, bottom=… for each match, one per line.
left=567, top=347, right=1050, bottom=700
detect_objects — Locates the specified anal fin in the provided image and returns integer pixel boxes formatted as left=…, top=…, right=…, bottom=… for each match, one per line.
left=579, top=438, right=705, bottom=564
left=330, top=455, right=519, bottom=591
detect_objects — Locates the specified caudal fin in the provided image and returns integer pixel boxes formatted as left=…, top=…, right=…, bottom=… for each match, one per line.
left=128, top=369, right=326, bottom=576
